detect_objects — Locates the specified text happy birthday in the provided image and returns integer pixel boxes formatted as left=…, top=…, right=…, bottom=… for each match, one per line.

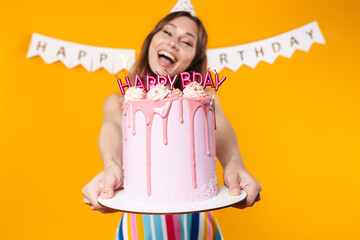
left=116, top=70, right=226, bottom=95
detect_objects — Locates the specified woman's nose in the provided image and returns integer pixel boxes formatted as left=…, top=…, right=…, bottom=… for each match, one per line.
left=169, top=40, right=179, bottom=50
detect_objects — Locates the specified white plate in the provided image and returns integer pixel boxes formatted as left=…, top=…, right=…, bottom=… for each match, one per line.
left=98, top=185, right=247, bottom=215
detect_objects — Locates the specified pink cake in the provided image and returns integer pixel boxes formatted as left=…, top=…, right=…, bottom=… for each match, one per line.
left=121, top=83, right=218, bottom=204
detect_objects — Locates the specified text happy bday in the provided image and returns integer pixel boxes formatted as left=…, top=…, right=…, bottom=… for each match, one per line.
left=116, top=70, right=226, bottom=95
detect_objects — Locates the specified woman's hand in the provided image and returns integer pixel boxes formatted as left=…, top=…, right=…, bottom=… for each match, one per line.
left=223, top=160, right=262, bottom=209
left=82, top=93, right=124, bottom=213
left=209, top=92, right=262, bottom=209
left=82, top=163, right=123, bottom=213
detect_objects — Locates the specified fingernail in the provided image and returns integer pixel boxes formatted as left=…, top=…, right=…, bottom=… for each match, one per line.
left=230, top=188, right=241, bottom=195
left=101, top=191, right=109, bottom=197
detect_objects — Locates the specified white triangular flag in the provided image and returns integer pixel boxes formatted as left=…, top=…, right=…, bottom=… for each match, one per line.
left=170, top=0, right=196, bottom=16
left=92, top=47, right=115, bottom=74
left=113, top=49, right=136, bottom=73
left=68, top=43, right=93, bottom=71
left=27, top=33, right=59, bottom=64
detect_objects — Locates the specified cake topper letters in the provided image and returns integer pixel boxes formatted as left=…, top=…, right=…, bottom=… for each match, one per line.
left=116, top=69, right=226, bottom=95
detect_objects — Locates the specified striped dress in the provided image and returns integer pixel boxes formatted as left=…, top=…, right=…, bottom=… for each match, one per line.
left=115, top=212, right=223, bottom=240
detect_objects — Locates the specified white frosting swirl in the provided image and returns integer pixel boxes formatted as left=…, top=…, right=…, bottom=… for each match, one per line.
left=124, top=86, right=147, bottom=101
left=169, top=88, right=183, bottom=98
left=147, top=84, right=170, bottom=100
left=183, top=82, right=208, bottom=98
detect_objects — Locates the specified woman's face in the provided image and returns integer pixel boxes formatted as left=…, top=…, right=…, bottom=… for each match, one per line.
left=148, top=16, right=198, bottom=76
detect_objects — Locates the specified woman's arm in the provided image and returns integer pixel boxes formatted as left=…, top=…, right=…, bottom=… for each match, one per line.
left=82, top=94, right=124, bottom=213
left=98, top=94, right=124, bottom=168
left=213, top=94, right=262, bottom=208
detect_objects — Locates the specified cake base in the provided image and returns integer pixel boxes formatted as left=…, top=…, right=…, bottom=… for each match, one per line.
left=98, top=185, right=247, bottom=215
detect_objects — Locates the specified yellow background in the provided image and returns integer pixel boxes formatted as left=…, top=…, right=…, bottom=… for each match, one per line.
left=1, top=0, right=360, bottom=239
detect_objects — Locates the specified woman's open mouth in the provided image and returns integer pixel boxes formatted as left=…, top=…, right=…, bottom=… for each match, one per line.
left=158, top=50, right=176, bottom=67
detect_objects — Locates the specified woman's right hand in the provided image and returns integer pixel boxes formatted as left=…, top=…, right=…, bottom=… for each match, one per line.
left=82, top=162, right=123, bottom=213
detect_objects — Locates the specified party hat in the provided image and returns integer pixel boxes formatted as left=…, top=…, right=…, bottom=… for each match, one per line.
left=170, top=0, right=196, bottom=16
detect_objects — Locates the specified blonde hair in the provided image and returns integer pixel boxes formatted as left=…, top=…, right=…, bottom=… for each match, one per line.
left=129, top=11, right=208, bottom=88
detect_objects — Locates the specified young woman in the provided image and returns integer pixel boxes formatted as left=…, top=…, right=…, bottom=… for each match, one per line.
left=82, top=11, right=262, bottom=239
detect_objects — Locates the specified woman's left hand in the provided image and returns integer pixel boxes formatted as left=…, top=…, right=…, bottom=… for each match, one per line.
left=223, top=160, right=262, bottom=209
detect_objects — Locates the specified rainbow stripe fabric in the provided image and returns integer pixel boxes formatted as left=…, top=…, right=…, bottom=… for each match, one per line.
left=115, top=212, right=223, bottom=240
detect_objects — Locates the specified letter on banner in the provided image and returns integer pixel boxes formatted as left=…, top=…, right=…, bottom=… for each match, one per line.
left=238, top=50, right=245, bottom=61
left=113, top=49, right=136, bottom=73
left=306, top=29, right=313, bottom=39
left=220, top=53, right=228, bottom=64
left=57, top=47, right=66, bottom=57
left=37, top=41, right=47, bottom=52
left=254, top=47, right=264, bottom=58
left=100, top=53, right=108, bottom=63
left=78, top=50, right=86, bottom=60
left=272, top=42, right=281, bottom=53
left=290, top=37, right=299, bottom=47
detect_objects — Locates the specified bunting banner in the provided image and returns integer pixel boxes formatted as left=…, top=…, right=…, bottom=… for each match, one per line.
left=27, top=21, right=324, bottom=74
left=26, top=33, right=136, bottom=74
left=206, top=21, right=325, bottom=71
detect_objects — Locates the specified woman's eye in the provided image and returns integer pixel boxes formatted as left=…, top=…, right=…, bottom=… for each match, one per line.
left=182, top=41, right=193, bottom=47
left=163, top=30, right=172, bottom=36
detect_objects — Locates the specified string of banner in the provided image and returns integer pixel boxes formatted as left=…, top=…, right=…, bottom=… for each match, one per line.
left=27, top=21, right=325, bottom=74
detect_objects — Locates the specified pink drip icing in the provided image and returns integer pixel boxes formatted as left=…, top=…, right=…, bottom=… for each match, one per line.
left=212, top=108, right=216, bottom=162
left=188, top=106, right=197, bottom=188
left=202, top=108, right=210, bottom=156
left=128, top=109, right=131, bottom=128
left=179, top=99, right=184, bottom=123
